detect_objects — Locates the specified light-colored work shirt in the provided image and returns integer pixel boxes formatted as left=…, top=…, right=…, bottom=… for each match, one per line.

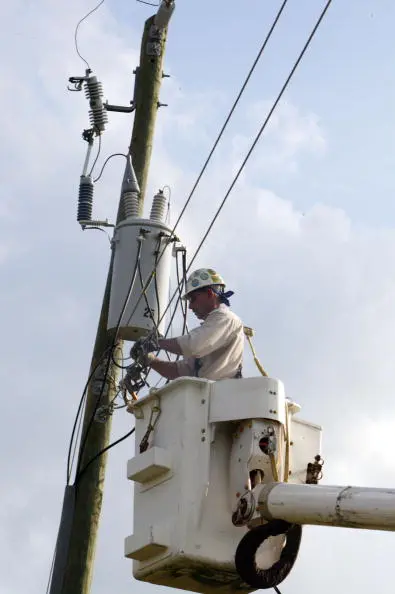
left=175, top=304, right=244, bottom=380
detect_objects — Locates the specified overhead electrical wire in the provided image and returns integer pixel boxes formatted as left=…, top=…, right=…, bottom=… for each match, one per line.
left=167, top=279, right=174, bottom=338
left=119, top=0, right=291, bottom=353
left=129, top=0, right=289, bottom=299
left=68, top=406, right=84, bottom=483
left=187, top=0, right=333, bottom=270
left=162, top=266, right=187, bottom=339
left=74, top=345, right=115, bottom=480
left=162, top=185, right=172, bottom=212
left=165, top=202, right=174, bottom=337
left=165, top=0, right=289, bottom=243
left=67, top=344, right=115, bottom=484
left=45, top=547, right=56, bottom=594
left=137, top=258, right=172, bottom=362
left=136, top=0, right=159, bottom=6
left=75, top=360, right=121, bottom=480
left=124, top=268, right=157, bottom=326
left=89, top=134, right=102, bottom=176
left=143, top=250, right=188, bottom=386
left=74, top=0, right=106, bottom=70
left=77, top=428, right=136, bottom=481
left=68, top=361, right=118, bottom=480
left=154, top=250, right=163, bottom=327
left=93, top=152, right=127, bottom=182
left=173, top=249, right=188, bottom=337
left=155, top=0, right=334, bottom=327
left=160, top=259, right=187, bottom=339
left=111, top=350, right=134, bottom=370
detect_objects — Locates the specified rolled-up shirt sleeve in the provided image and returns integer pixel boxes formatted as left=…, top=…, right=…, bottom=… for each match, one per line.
left=176, top=310, right=236, bottom=358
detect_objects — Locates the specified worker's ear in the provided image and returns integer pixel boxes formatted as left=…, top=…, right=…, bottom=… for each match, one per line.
left=207, top=288, right=216, bottom=299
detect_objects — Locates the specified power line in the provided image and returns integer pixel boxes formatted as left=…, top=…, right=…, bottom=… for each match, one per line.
left=156, top=0, right=334, bottom=326
left=74, top=353, right=115, bottom=481
left=167, top=0, right=289, bottom=245
left=68, top=396, right=84, bottom=484
left=121, top=0, right=289, bottom=326
left=74, top=0, right=106, bottom=70
left=187, top=0, right=334, bottom=271
left=45, top=546, right=56, bottom=594
left=67, top=345, right=115, bottom=484
left=89, top=134, right=102, bottom=176
left=137, top=258, right=172, bottom=361
left=143, top=250, right=188, bottom=386
left=175, top=249, right=188, bottom=335
left=77, top=428, right=136, bottom=480
left=93, top=153, right=127, bottom=182
left=136, top=0, right=159, bottom=6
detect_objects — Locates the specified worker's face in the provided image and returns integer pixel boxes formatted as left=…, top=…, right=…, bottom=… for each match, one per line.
left=187, top=289, right=217, bottom=320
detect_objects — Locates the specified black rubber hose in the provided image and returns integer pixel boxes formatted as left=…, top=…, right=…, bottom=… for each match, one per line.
left=235, top=520, right=302, bottom=589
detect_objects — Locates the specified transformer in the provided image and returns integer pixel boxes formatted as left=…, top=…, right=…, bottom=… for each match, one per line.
left=108, top=217, right=176, bottom=340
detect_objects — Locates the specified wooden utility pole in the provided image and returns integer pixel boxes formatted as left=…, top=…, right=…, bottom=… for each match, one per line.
left=52, top=13, right=169, bottom=594
left=130, top=17, right=168, bottom=213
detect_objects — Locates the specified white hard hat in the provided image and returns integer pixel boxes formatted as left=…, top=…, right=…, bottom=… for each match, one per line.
left=183, top=268, right=225, bottom=299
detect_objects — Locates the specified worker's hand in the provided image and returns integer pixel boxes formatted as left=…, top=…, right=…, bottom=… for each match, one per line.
left=143, top=352, right=156, bottom=366
left=144, top=330, right=160, bottom=353
left=136, top=351, right=156, bottom=369
left=130, top=339, right=157, bottom=367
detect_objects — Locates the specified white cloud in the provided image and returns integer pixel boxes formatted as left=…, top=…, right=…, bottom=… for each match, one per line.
left=230, top=99, right=326, bottom=179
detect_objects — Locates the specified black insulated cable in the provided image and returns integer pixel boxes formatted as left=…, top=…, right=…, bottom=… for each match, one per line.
left=75, top=240, right=143, bottom=482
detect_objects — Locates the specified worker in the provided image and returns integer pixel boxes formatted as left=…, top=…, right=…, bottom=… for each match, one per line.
left=133, top=268, right=244, bottom=381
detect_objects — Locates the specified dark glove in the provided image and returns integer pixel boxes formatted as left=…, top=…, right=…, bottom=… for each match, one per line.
left=130, top=331, right=159, bottom=366
left=144, top=330, right=159, bottom=353
left=130, top=338, right=145, bottom=362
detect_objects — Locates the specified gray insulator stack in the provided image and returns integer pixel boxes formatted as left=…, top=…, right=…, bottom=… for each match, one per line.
left=85, top=76, right=108, bottom=134
left=150, top=190, right=167, bottom=222
left=123, top=192, right=140, bottom=218
left=77, top=175, right=94, bottom=223
left=122, top=155, right=140, bottom=219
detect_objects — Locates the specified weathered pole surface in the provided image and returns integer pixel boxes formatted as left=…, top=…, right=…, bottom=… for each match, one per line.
left=57, top=15, right=168, bottom=594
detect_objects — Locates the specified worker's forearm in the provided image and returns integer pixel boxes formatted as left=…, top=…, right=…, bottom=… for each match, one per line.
left=158, top=337, right=183, bottom=356
left=149, top=357, right=180, bottom=380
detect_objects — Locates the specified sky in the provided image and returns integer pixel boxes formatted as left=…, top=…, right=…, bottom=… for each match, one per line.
left=1, top=0, right=395, bottom=593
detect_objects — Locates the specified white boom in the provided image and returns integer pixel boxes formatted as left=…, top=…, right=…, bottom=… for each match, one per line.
left=257, top=482, right=395, bottom=531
